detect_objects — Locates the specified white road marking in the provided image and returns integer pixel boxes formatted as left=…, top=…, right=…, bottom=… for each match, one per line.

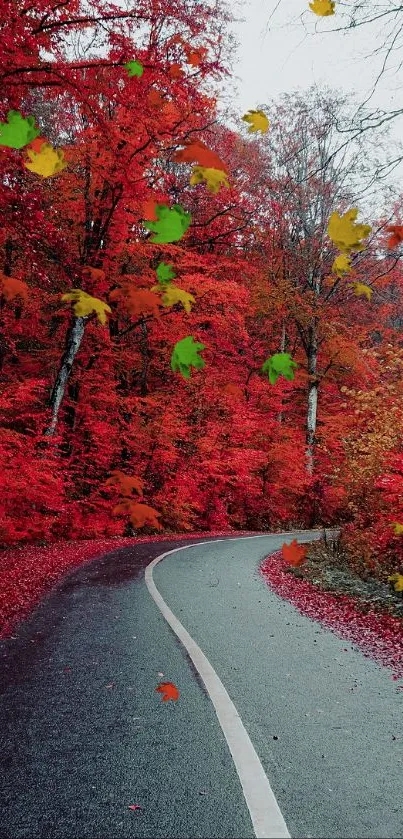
left=145, top=531, right=321, bottom=838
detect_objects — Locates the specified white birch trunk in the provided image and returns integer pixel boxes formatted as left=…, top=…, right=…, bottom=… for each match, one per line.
left=44, top=317, right=86, bottom=437
left=306, top=335, right=318, bottom=476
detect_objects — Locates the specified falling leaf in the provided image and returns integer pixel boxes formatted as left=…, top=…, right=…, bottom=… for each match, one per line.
left=261, top=353, right=298, bottom=385
left=174, top=140, right=228, bottom=174
left=147, top=89, right=164, bottom=108
left=28, top=136, right=48, bottom=153
left=143, top=204, right=191, bottom=243
left=113, top=500, right=162, bottom=530
left=309, top=0, right=335, bottom=15
left=332, top=253, right=352, bottom=277
left=142, top=199, right=158, bottom=221
left=0, top=110, right=40, bottom=149
left=24, top=143, right=67, bottom=178
left=0, top=274, right=29, bottom=304
left=155, top=261, right=176, bottom=287
left=83, top=266, right=106, bottom=283
left=128, top=804, right=142, bottom=811
left=162, top=101, right=181, bottom=123
left=110, top=286, right=161, bottom=319
left=328, top=208, right=371, bottom=254
left=282, top=540, right=307, bottom=567
left=124, top=60, right=144, bottom=77
left=223, top=383, right=243, bottom=398
left=388, top=573, right=403, bottom=592
left=391, top=522, right=403, bottom=535
left=185, top=47, right=208, bottom=66
left=61, top=289, right=111, bottom=324
left=386, top=225, right=403, bottom=249
left=156, top=681, right=180, bottom=701
left=169, top=63, right=184, bottom=79
left=171, top=336, right=206, bottom=378
left=105, top=470, right=144, bottom=497
left=350, top=282, right=372, bottom=301
left=161, top=285, right=196, bottom=313
left=189, top=166, right=230, bottom=193
left=241, top=110, right=270, bottom=134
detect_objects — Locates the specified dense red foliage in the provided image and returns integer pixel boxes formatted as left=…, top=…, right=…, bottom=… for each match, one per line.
left=1, top=0, right=403, bottom=594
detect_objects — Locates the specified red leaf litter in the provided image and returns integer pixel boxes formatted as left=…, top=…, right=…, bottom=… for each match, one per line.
left=260, top=551, right=403, bottom=684
left=0, top=530, right=258, bottom=639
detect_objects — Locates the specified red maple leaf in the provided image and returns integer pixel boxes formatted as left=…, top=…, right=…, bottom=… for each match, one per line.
left=174, top=139, right=228, bottom=174
left=155, top=681, right=180, bottom=701
left=386, top=225, right=403, bottom=249
left=281, top=540, right=307, bottom=567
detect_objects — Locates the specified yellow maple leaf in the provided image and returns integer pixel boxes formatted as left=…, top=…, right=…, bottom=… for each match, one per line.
left=61, top=289, right=111, bottom=324
left=24, top=143, right=68, bottom=178
left=189, top=166, right=230, bottom=193
left=309, top=0, right=335, bottom=15
left=161, top=285, right=196, bottom=313
left=328, top=208, right=371, bottom=254
left=241, top=110, right=270, bottom=134
left=350, top=282, right=373, bottom=301
left=387, top=573, right=403, bottom=592
left=391, top=522, right=403, bottom=536
left=332, top=253, right=352, bottom=277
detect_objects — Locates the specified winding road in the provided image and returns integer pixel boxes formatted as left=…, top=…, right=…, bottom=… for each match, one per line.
left=1, top=531, right=402, bottom=839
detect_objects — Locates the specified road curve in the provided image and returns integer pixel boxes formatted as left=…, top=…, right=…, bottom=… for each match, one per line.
left=1, top=531, right=403, bottom=839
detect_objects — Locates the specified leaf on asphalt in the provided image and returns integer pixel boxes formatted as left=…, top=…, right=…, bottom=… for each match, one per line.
left=282, top=539, right=307, bottom=567
left=155, top=681, right=180, bottom=701
left=128, top=804, right=142, bottom=811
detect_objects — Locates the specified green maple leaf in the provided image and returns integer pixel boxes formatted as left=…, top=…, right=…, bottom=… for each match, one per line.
left=171, top=336, right=206, bottom=379
left=124, top=60, right=144, bottom=77
left=0, top=110, right=40, bottom=149
left=156, top=261, right=176, bottom=287
left=261, top=352, right=298, bottom=385
left=144, top=204, right=191, bottom=244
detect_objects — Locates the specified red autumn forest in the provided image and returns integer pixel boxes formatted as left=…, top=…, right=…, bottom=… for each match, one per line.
left=1, top=0, right=403, bottom=588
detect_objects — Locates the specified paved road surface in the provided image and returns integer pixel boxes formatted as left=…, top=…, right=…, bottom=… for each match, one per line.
left=1, top=532, right=402, bottom=838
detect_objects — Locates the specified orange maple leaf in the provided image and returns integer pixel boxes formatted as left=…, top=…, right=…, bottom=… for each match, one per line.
left=169, top=63, right=184, bottom=79
left=223, top=383, right=243, bottom=398
left=148, top=89, right=164, bottom=108
left=156, top=681, right=180, bottom=701
left=281, top=540, right=307, bottom=567
left=0, top=273, right=29, bottom=304
left=386, top=225, right=403, bottom=249
left=174, top=140, right=228, bottom=174
left=105, top=470, right=144, bottom=497
left=113, top=500, right=162, bottom=530
left=142, top=199, right=158, bottom=221
left=185, top=47, right=208, bottom=66
left=110, top=287, right=161, bottom=319
left=28, top=136, right=47, bottom=153
left=162, top=101, right=181, bottom=123
left=83, top=266, right=106, bottom=283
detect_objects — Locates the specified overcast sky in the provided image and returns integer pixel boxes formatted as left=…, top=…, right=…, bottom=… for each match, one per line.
left=224, top=0, right=402, bottom=117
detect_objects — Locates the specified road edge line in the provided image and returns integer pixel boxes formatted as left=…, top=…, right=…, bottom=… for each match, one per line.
left=144, top=533, right=315, bottom=838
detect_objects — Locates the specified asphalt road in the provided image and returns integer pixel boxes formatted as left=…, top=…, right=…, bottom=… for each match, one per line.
left=1, top=531, right=403, bottom=839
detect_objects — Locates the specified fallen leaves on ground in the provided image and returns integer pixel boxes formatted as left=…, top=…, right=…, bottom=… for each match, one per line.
left=156, top=681, right=180, bottom=701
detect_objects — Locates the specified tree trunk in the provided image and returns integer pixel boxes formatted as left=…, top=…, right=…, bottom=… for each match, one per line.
left=306, top=326, right=319, bottom=476
left=139, top=318, right=150, bottom=396
left=277, top=319, right=286, bottom=424
left=44, top=317, right=86, bottom=436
